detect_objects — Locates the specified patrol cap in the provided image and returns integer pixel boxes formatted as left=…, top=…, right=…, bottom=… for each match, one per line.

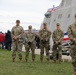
left=16, top=20, right=20, bottom=23
left=43, top=23, right=47, bottom=26
left=28, top=25, right=32, bottom=29
left=56, top=23, right=60, bottom=26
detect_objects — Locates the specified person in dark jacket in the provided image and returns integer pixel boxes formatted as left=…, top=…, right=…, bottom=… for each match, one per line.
left=5, top=30, right=12, bottom=50
left=35, top=35, right=40, bottom=49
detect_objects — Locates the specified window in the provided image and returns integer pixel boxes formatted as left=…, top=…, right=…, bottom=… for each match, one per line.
left=54, top=19, right=56, bottom=22
left=58, top=14, right=62, bottom=19
left=68, top=14, right=70, bottom=18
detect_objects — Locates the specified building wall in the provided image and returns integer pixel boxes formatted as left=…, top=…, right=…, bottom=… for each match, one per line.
left=43, top=0, right=76, bottom=32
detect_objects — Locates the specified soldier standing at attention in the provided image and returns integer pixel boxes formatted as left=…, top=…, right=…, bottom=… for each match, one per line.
left=25, top=26, right=36, bottom=62
left=39, top=23, right=51, bottom=63
left=11, top=20, right=24, bottom=62
left=52, top=23, right=64, bottom=64
left=67, top=15, right=76, bottom=75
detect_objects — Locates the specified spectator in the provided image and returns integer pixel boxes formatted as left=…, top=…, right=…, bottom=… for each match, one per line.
left=0, top=32, right=5, bottom=49
left=35, top=35, right=40, bottom=49
left=5, top=30, right=12, bottom=50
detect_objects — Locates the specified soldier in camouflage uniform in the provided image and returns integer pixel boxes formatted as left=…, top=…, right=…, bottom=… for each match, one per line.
left=52, top=23, right=64, bottom=63
left=11, top=20, right=24, bottom=62
left=67, top=15, right=76, bottom=75
left=25, top=26, right=36, bottom=62
left=39, top=23, right=51, bottom=63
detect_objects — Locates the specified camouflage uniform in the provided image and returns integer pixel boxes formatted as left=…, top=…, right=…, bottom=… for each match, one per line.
left=67, top=23, right=76, bottom=71
left=25, top=30, right=36, bottom=61
left=52, top=29, right=64, bottom=62
left=39, top=29, right=51, bottom=61
left=11, top=25, right=24, bottom=60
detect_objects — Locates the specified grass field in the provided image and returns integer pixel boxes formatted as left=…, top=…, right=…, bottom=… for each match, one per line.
left=0, top=49, right=73, bottom=75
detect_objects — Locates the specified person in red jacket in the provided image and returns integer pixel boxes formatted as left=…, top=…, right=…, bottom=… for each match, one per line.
left=0, top=32, right=5, bottom=49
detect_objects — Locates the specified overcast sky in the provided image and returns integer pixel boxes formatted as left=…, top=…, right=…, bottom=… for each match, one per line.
left=0, top=0, right=61, bottom=32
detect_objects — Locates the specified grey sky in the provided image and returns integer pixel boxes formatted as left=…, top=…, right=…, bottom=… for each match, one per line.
left=0, top=0, right=61, bottom=32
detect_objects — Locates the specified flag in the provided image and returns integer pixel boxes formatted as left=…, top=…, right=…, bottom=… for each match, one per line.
left=63, top=32, right=70, bottom=42
left=47, top=6, right=59, bottom=12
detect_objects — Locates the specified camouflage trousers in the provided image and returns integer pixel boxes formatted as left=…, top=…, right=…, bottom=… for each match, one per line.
left=25, top=43, right=36, bottom=61
left=12, top=41, right=23, bottom=59
left=52, top=44, right=62, bottom=61
left=40, top=43, right=50, bottom=60
left=70, top=44, right=76, bottom=71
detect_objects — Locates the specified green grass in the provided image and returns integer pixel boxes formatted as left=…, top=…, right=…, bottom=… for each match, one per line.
left=0, top=49, right=73, bottom=75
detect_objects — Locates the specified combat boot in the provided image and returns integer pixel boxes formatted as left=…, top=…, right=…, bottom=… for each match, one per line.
left=40, top=58, right=43, bottom=63
left=12, top=58, right=15, bottom=62
left=26, top=59, right=28, bottom=62
left=54, top=60, right=56, bottom=63
left=47, top=59, right=49, bottom=63
left=19, top=58, right=22, bottom=62
left=73, top=71, right=76, bottom=75
left=59, top=60, right=62, bottom=64
left=32, top=59, right=35, bottom=63
left=59, top=61, right=61, bottom=64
